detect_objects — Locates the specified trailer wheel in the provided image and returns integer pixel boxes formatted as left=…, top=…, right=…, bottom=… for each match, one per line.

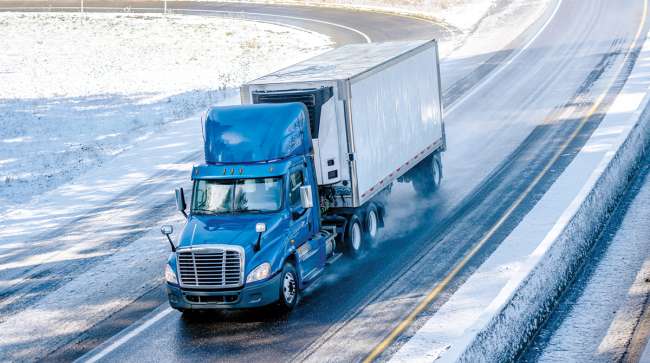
left=365, top=205, right=380, bottom=246
left=344, top=215, right=364, bottom=257
left=413, top=154, right=442, bottom=197
left=276, top=262, right=299, bottom=313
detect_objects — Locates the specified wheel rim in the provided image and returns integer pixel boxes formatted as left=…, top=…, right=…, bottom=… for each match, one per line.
left=368, top=211, right=378, bottom=239
left=283, top=271, right=296, bottom=304
left=351, top=222, right=362, bottom=251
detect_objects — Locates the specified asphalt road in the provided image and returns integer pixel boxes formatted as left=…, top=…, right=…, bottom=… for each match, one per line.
left=0, top=0, right=648, bottom=362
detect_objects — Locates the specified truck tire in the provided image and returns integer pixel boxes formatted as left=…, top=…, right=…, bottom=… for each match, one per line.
left=364, top=204, right=380, bottom=246
left=413, top=153, right=442, bottom=197
left=344, top=215, right=364, bottom=257
left=276, top=262, right=299, bottom=313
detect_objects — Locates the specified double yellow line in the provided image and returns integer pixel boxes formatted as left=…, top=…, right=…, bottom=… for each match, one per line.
left=363, top=1, right=649, bottom=361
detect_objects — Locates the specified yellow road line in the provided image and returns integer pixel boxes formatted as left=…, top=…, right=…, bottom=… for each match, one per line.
left=363, top=1, right=649, bottom=361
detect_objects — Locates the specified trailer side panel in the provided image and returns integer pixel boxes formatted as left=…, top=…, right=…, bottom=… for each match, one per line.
left=349, top=44, right=442, bottom=205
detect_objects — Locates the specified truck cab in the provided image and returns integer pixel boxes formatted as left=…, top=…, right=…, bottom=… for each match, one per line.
left=163, top=103, right=335, bottom=312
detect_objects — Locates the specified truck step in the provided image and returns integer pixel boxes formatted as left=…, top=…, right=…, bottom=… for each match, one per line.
left=326, top=252, right=343, bottom=266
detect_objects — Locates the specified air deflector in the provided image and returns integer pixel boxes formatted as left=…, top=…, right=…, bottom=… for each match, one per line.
left=252, top=87, right=333, bottom=139
left=203, top=103, right=312, bottom=164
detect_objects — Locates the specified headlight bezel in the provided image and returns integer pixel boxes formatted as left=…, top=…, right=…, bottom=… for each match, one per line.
left=165, top=263, right=178, bottom=284
left=246, top=262, right=271, bottom=284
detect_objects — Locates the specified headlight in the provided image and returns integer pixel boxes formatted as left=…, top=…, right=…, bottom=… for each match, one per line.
left=165, top=264, right=178, bottom=284
left=246, top=262, right=271, bottom=283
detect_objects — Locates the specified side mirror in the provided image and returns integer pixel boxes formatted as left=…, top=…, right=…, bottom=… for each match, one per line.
left=255, top=223, right=267, bottom=233
left=160, top=224, right=176, bottom=252
left=161, top=225, right=173, bottom=235
left=175, top=188, right=187, bottom=218
left=299, top=185, right=313, bottom=209
left=254, top=223, right=266, bottom=252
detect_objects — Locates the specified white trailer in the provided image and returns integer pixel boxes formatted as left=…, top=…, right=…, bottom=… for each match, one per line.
left=241, top=39, right=445, bottom=209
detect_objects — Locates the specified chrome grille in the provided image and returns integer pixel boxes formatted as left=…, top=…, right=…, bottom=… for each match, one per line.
left=177, top=246, right=244, bottom=288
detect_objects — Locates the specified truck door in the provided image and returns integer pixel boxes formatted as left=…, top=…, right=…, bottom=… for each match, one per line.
left=289, top=167, right=311, bottom=241
left=288, top=167, right=320, bottom=282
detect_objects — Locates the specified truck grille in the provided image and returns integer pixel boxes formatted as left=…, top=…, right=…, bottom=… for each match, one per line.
left=177, top=247, right=244, bottom=288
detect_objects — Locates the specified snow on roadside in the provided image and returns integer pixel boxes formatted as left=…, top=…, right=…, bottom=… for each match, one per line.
left=434, top=0, right=499, bottom=32
left=0, top=12, right=332, bottom=206
left=529, top=167, right=650, bottom=362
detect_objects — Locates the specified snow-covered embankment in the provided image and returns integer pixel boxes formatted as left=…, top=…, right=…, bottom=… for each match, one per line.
left=0, top=12, right=332, bottom=206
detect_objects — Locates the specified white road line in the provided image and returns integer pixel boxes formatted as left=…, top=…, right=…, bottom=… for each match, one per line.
left=443, top=0, right=564, bottom=117
left=0, top=6, right=372, bottom=43
left=78, top=307, right=173, bottom=363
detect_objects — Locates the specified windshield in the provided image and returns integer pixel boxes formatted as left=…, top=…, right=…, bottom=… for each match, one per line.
left=191, top=177, right=283, bottom=214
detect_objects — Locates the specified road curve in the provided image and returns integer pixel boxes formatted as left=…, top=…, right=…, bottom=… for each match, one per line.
left=1, top=0, right=648, bottom=362
left=0, top=0, right=447, bottom=44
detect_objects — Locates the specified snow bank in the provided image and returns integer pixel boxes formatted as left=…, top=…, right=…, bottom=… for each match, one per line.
left=527, top=165, right=650, bottom=361
left=0, top=12, right=331, bottom=205
left=391, top=31, right=650, bottom=363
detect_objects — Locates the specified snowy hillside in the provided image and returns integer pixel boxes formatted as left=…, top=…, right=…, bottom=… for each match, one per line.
left=0, top=12, right=332, bottom=205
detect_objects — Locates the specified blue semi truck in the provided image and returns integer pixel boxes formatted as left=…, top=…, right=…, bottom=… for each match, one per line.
left=161, top=40, right=445, bottom=313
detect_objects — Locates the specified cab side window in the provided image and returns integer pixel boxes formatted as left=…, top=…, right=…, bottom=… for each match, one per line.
left=289, top=170, right=304, bottom=207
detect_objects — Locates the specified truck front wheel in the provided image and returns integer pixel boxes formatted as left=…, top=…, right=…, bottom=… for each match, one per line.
left=277, top=263, right=299, bottom=312
left=344, top=215, right=364, bottom=257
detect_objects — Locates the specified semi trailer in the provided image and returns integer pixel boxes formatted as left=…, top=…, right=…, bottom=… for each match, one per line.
left=161, top=39, right=445, bottom=312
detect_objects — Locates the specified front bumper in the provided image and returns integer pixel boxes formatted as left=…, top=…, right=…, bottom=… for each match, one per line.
left=166, top=272, right=282, bottom=310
